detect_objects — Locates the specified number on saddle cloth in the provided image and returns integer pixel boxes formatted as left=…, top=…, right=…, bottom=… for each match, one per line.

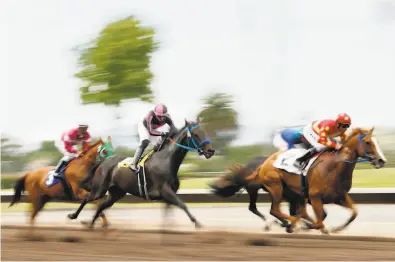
left=273, top=148, right=308, bottom=175
left=45, top=161, right=70, bottom=187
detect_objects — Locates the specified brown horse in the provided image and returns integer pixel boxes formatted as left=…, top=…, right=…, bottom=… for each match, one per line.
left=212, top=127, right=387, bottom=234
left=9, top=138, right=110, bottom=228
left=209, top=156, right=314, bottom=231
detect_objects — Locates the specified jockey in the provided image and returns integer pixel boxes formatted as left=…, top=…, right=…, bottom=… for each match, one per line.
left=50, top=124, right=92, bottom=178
left=273, top=127, right=308, bottom=151
left=294, top=113, right=351, bottom=170
left=130, top=103, right=177, bottom=171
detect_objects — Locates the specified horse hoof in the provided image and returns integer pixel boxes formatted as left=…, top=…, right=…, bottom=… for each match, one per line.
left=195, top=222, right=203, bottom=229
left=68, top=213, right=77, bottom=220
left=263, top=225, right=271, bottom=232
left=286, top=227, right=294, bottom=233
left=102, top=223, right=110, bottom=229
left=303, top=221, right=313, bottom=229
left=320, top=228, right=330, bottom=235
left=329, top=227, right=341, bottom=234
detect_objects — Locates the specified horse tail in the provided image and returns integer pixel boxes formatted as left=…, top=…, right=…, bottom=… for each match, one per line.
left=9, top=173, right=27, bottom=207
left=208, top=163, right=247, bottom=198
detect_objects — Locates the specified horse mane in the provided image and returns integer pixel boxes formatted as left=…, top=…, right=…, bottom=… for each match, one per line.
left=343, top=127, right=372, bottom=144
left=81, top=138, right=103, bottom=155
left=161, top=121, right=199, bottom=149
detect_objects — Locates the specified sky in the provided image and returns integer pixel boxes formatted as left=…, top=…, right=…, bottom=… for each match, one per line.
left=2, top=0, right=395, bottom=150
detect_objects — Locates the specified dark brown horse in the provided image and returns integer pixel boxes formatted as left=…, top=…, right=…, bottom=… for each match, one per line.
left=211, top=127, right=387, bottom=234
left=86, top=119, right=215, bottom=230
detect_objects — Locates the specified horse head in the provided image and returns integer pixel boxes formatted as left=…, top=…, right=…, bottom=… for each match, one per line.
left=169, top=117, right=215, bottom=159
left=96, top=136, right=116, bottom=163
left=342, top=127, right=387, bottom=168
left=79, top=138, right=105, bottom=166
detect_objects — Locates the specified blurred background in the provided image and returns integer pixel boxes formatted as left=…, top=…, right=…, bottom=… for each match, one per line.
left=2, top=0, right=395, bottom=188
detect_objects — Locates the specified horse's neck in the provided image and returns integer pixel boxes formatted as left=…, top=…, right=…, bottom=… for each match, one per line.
left=164, top=130, right=189, bottom=175
left=332, top=136, right=360, bottom=190
left=68, top=155, right=96, bottom=177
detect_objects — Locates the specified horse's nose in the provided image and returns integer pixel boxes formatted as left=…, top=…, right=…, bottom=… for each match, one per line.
left=373, top=158, right=385, bottom=169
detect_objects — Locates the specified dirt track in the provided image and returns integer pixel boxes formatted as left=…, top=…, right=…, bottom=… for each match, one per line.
left=2, top=225, right=395, bottom=261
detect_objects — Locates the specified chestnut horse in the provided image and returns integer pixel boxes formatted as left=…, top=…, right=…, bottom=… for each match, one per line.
left=212, top=127, right=387, bottom=234
left=209, top=155, right=310, bottom=231
left=9, top=137, right=113, bottom=228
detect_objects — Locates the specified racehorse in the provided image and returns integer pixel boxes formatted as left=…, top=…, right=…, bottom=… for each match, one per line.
left=9, top=137, right=114, bottom=228
left=212, top=127, right=387, bottom=234
left=85, top=118, right=215, bottom=229
left=209, top=155, right=313, bottom=231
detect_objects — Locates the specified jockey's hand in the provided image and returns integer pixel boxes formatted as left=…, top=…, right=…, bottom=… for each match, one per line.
left=335, top=143, right=342, bottom=150
left=161, top=132, right=169, bottom=138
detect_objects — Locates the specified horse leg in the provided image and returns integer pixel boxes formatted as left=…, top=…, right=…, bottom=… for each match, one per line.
left=68, top=193, right=90, bottom=220
left=88, top=187, right=126, bottom=230
left=264, top=183, right=301, bottom=233
left=330, top=193, right=358, bottom=233
left=295, top=201, right=316, bottom=231
left=69, top=189, right=109, bottom=228
left=246, top=186, right=278, bottom=231
left=26, top=194, right=51, bottom=238
left=162, top=202, right=175, bottom=231
left=308, top=195, right=329, bottom=234
left=161, top=183, right=202, bottom=229
left=247, top=186, right=266, bottom=221
left=96, top=200, right=109, bottom=228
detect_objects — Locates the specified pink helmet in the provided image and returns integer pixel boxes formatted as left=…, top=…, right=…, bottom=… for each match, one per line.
left=153, top=103, right=168, bottom=117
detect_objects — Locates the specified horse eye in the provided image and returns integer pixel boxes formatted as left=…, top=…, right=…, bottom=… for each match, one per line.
left=366, top=141, right=371, bottom=145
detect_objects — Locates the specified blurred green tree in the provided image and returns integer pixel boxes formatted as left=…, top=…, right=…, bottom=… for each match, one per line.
left=25, top=140, right=62, bottom=166
left=1, top=137, right=23, bottom=161
left=1, top=137, right=26, bottom=172
left=197, top=92, right=239, bottom=153
left=74, top=16, right=159, bottom=107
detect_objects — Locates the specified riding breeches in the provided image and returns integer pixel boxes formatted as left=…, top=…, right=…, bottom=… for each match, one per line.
left=55, top=139, right=78, bottom=157
left=137, top=119, right=169, bottom=146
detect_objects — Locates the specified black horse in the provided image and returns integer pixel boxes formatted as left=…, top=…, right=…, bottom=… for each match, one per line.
left=208, top=155, right=327, bottom=231
left=67, top=155, right=127, bottom=224
left=84, top=118, right=215, bottom=229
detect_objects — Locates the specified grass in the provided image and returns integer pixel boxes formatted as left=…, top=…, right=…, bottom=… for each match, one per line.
left=2, top=168, right=394, bottom=213
left=2, top=167, right=394, bottom=193
left=180, top=168, right=395, bottom=189
left=2, top=168, right=395, bottom=192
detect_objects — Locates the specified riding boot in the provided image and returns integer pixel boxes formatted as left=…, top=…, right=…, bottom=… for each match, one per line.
left=294, top=147, right=319, bottom=170
left=52, top=158, right=68, bottom=178
left=130, top=143, right=148, bottom=171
